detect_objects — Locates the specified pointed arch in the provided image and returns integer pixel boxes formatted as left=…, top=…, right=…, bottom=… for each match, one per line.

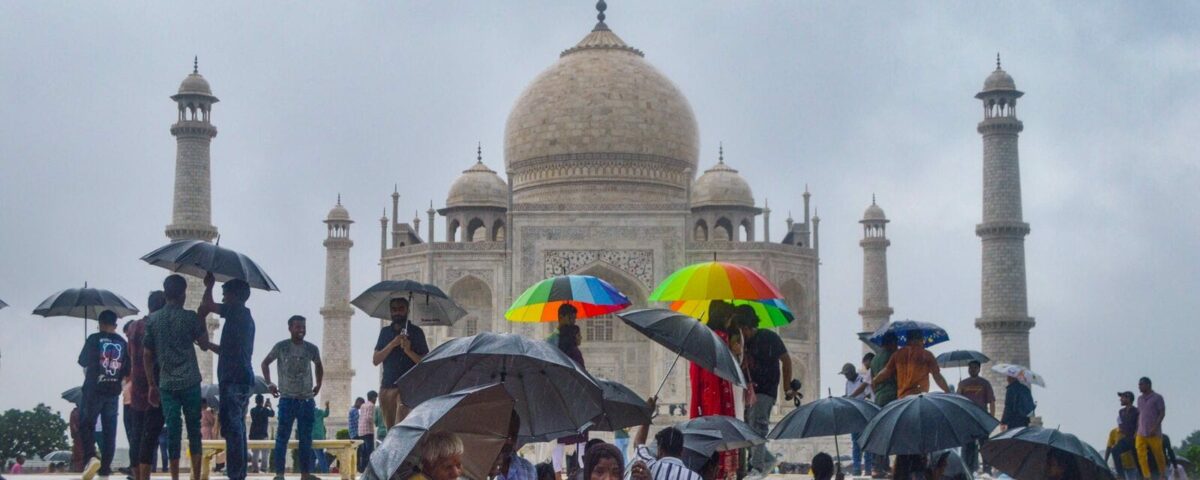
left=466, top=217, right=487, bottom=243
left=447, top=219, right=461, bottom=243
left=714, top=217, right=733, bottom=242
left=448, top=274, right=492, bottom=338
left=740, top=219, right=753, bottom=242
left=492, top=219, right=506, bottom=242
left=778, top=278, right=808, bottom=341
left=693, top=219, right=709, bottom=242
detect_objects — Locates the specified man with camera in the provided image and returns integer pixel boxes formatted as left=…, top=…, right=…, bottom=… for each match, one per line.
left=735, top=314, right=796, bottom=476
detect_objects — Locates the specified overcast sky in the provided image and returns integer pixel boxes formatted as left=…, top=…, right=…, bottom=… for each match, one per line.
left=2, top=1, right=1198, bottom=451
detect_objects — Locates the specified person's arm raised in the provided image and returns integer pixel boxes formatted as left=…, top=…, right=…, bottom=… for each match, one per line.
left=633, top=396, right=657, bottom=447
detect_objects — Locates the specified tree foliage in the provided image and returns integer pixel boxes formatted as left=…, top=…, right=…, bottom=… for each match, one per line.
left=1183, top=430, right=1200, bottom=449
left=0, top=404, right=70, bottom=463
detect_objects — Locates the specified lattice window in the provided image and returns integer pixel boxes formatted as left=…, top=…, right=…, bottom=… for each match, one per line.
left=586, top=317, right=615, bottom=342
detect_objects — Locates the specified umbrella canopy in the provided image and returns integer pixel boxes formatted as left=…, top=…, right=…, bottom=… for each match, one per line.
left=767, top=396, right=881, bottom=440
left=936, top=350, right=990, bottom=369
left=680, top=429, right=724, bottom=473
left=868, top=319, right=949, bottom=348
left=590, top=378, right=652, bottom=432
left=933, top=449, right=974, bottom=480
left=43, top=451, right=72, bottom=463
left=858, top=393, right=999, bottom=456
left=395, top=332, right=602, bottom=442
left=141, top=240, right=279, bottom=291
left=857, top=331, right=884, bottom=355
left=991, top=363, right=1046, bottom=387
left=668, top=298, right=793, bottom=328
left=200, top=376, right=270, bottom=408
left=0, top=298, right=7, bottom=310
left=352, top=280, right=466, bottom=327
left=675, top=415, right=765, bottom=451
left=981, top=426, right=1113, bottom=480
left=649, top=261, right=783, bottom=302
left=364, top=383, right=514, bottom=480
left=616, top=309, right=745, bottom=388
left=506, top=275, right=631, bottom=322
left=61, top=387, right=82, bottom=405
left=33, top=286, right=139, bottom=320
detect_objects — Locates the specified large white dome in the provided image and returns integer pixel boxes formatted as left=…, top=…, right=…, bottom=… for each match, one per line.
left=503, top=22, right=699, bottom=205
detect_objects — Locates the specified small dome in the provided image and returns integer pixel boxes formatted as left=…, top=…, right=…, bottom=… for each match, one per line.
left=862, top=202, right=887, bottom=222
left=982, top=68, right=1016, bottom=92
left=446, top=160, right=508, bottom=209
left=178, top=73, right=213, bottom=96
left=691, top=155, right=754, bottom=208
left=326, top=199, right=351, bottom=223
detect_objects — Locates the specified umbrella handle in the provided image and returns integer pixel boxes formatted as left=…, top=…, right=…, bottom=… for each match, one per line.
left=829, top=388, right=842, bottom=476
left=653, top=352, right=683, bottom=400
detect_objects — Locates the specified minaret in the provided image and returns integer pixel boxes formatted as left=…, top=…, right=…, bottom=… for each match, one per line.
left=974, top=55, right=1035, bottom=409
left=859, top=196, right=893, bottom=346
left=320, top=196, right=355, bottom=425
left=167, top=57, right=220, bottom=382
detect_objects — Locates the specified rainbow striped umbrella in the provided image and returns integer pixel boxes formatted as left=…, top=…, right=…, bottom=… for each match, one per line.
left=650, top=261, right=783, bottom=303
left=506, top=275, right=631, bottom=322
left=669, top=298, right=794, bottom=328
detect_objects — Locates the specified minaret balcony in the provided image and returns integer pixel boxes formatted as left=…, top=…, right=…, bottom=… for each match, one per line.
left=165, top=223, right=218, bottom=242
left=170, top=121, right=218, bottom=137
left=975, top=221, right=1030, bottom=238
left=975, top=315, right=1035, bottom=332
left=976, top=118, right=1024, bottom=134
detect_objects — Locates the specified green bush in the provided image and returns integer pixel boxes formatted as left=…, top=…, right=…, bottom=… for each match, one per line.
left=335, top=428, right=350, bottom=440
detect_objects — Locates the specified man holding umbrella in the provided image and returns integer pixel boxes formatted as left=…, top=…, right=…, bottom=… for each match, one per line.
left=77, top=310, right=130, bottom=480
left=197, top=272, right=255, bottom=480
left=372, top=297, right=429, bottom=428
left=144, top=275, right=217, bottom=480
left=734, top=314, right=794, bottom=476
left=871, top=334, right=950, bottom=400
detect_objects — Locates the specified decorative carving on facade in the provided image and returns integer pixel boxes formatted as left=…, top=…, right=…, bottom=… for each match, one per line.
left=544, top=249, right=654, bottom=287
left=444, top=268, right=496, bottom=288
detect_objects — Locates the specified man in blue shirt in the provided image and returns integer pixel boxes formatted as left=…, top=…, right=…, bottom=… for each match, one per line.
left=199, top=272, right=255, bottom=480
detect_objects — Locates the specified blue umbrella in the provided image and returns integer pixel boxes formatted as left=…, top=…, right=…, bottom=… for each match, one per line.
left=869, top=319, right=949, bottom=347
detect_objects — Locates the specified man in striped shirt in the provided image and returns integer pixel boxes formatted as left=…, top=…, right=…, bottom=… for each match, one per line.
left=629, top=401, right=702, bottom=480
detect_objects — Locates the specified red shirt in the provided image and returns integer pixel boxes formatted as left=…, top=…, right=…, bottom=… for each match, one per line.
left=127, top=317, right=157, bottom=410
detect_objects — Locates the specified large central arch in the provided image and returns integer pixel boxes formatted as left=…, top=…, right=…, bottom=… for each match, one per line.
left=571, top=262, right=654, bottom=396
left=448, top=275, right=492, bottom=338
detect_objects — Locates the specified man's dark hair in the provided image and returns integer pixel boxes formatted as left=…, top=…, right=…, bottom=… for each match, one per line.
left=863, top=352, right=875, bottom=364
left=288, top=315, right=306, bottom=327
left=1140, top=376, right=1152, bottom=385
left=655, top=426, right=685, bottom=457
left=734, top=309, right=759, bottom=329
left=222, top=279, right=251, bottom=303
left=881, top=332, right=899, bottom=346
left=535, top=462, right=556, bottom=480
left=558, top=303, right=577, bottom=316
left=367, top=390, right=378, bottom=401
left=147, top=290, right=166, bottom=312
left=98, top=310, right=117, bottom=325
left=356, top=397, right=365, bottom=403
left=124, top=320, right=135, bottom=333
left=810, top=453, right=834, bottom=480
left=583, top=443, right=624, bottom=480
left=968, top=360, right=981, bottom=368
left=255, top=394, right=264, bottom=405
left=390, top=297, right=409, bottom=307
left=163, top=274, right=188, bottom=299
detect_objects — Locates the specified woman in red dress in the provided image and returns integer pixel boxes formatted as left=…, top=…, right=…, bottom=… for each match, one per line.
left=689, top=301, right=738, bottom=480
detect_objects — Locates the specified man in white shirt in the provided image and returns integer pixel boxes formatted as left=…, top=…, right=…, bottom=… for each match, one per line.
left=629, top=398, right=703, bottom=480
left=842, top=357, right=874, bottom=476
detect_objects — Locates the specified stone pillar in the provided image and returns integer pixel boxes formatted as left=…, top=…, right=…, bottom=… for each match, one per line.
left=166, top=63, right=220, bottom=382
left=859, top=201, right=893, bottom=350
left=321, top=200, right=355, bottom=431
left=974, top=60, right=1034, bottom=418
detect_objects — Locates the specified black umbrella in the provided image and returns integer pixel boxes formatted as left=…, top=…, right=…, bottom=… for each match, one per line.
left=140, top=239, right=279, bottom=291
left=768, top=395, right=880, bottom=440
left=0, top=298, right=7, bottom=310
left=200, top=376, right=270, bottom=408
left=364, top=383, right=514, bottom=480
left=858, top=393, right=999, bottom=456
left=616, top=308, right=746, bottom=397
left=936, top=350, right=990, bottom=369
left=933, top=449, right=974, bottom=480
left=680, top=429, right=724, bottom=472
left=395, top=332, right=603, bottom=442
left=590, top=378, right=652, bottom=432
left=981, top=426, right=1114, bottom=480
left=675, top=415, right=765, bottom=451
left=34, top=284, right=140, bottom=339
left=352, top=280, right=467, bottom=327
left=62, top=387, right=83, bottom=405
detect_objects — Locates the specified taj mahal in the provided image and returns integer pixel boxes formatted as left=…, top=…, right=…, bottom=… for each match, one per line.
left=164, top=1, right=1035, bottom=460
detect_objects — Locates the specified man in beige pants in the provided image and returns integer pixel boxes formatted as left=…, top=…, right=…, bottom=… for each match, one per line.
left=371, top=297, right=429, bottom=427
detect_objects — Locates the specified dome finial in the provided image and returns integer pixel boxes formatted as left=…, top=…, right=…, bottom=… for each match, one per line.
left=996, top=52, right=1002, bottom=70
left=593, top=0, right=609, bottom=31
left=477, top=142, right=483, bottom=163
left=718, top=142, right=724, bottom=164
left=872, top=193, right=876, bottom=205
left=193, top=56, right=198, bottom=74
left=337, top=193, right=342, bottom=205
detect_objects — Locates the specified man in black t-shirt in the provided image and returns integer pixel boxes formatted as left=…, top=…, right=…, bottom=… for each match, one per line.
left=372, top=297, right=429, bottom=428
left=735, top=312, right=794, bottom=475
left=247, top=395, right=273, bottom=473
left=78, top=310, right=131, bottom=480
